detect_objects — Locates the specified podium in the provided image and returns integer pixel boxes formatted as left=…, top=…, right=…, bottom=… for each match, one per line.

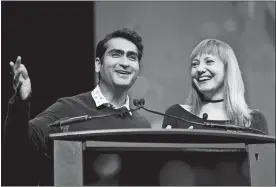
left=49, top=129, right=275, bottom=186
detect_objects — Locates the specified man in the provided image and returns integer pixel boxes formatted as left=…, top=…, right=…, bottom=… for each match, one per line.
left=4, top=28, right=151, bottom=185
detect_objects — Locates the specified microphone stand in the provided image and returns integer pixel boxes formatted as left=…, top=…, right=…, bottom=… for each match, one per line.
left=134, top=99, right=267, bottom=135
left=48, top=106, right=142, bottom=128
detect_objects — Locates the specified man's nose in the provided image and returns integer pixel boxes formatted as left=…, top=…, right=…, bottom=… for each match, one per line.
left=119, top=56, right=130, bottom=67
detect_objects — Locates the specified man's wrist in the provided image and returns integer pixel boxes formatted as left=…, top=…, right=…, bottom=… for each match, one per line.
left=9, top=91, right=32, bottom=104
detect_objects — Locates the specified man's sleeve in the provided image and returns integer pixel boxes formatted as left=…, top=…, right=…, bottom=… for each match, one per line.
left=3, top=94, right=41, bottom=185
left=3, top=94, right=72, bottom=185
left=3, top=94, right=31, bottom=151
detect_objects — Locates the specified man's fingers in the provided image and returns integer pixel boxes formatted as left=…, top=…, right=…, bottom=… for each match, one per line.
left=20, top=64, right=29, bottom=79
left=13, top=66, right=29, bottom=88
left=14, top=56, right=22, bottom=69
left=9, top=56, right=22, bottom=75
left=13, top=73, right=24, bottom=90
left=9, top=61, right=15, bottom=75
left=13, top=64, right=29, bottom=80
left=9, top=61, right=15, bottom=67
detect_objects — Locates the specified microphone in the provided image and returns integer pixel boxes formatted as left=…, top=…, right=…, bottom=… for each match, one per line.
left=134, top=98, right=267, bottom=135
left=202, top=113, right=208, bottom=122
left=200, top=112, right=267, bottom=134
left=49, top=115, right=92, bottom=127
left=48, top=102, right=143, bottom=128
left=133, top=98, right=207, bottom=127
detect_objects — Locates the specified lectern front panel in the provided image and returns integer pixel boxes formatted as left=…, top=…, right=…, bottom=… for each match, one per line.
left=83, top=142, right=249, bottom=186
left=247, top=143, right=275, bottom=185
left=51, top=130, right=275, bottom=186
left=54, top=140, right=83, bottom=186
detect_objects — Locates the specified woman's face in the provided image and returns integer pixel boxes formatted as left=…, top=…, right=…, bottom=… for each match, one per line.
left=191, top=53, right=225, bottom=98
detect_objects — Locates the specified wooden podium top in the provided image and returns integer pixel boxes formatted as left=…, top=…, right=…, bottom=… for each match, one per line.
left=49, top=129, right=276, bottom=144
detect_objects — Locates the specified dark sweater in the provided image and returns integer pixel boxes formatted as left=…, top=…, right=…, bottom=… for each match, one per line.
left=3, top=91, right=151, bottom=185
left=162, top=104, right=268, bottom=134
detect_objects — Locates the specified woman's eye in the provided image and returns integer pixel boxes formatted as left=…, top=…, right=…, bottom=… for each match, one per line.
left=206, top=60, right=214, bottom=64
left=191, top=62, right=198, bottom=67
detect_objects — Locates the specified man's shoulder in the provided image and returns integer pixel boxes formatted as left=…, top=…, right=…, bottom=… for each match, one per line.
left=44, top=91, right=95, bottom=115
left=29, top=91, right=95, bottom=133
left=57, top=91, right=92, bottom=105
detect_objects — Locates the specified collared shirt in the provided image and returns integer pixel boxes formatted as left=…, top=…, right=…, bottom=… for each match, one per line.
left=91, top=85, right=132, bottom=115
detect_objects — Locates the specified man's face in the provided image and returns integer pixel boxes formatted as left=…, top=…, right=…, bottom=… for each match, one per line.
left=95, top=37, right=140, bottom=89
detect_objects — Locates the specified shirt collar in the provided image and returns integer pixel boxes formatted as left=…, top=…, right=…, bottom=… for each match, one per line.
left=91, top=85, right=132, bottom=115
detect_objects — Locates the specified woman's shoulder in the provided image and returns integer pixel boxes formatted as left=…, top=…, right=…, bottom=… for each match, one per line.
left=163, top=104, right=194, bottom=129
left=251, top=110, right=266, bottom=122
left=165, top=104, right=191, bottom=115
left=179, top=104, right=192, bottom=112
left=250, top=109, right=268, bottom=134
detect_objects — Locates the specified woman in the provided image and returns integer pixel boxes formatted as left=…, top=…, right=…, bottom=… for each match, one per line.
left=160, top=39, right=269, bottom=185
left=162, top=39, right=268, bottom=134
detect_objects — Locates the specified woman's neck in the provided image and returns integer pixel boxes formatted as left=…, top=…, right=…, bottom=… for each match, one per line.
left=202, top=101, right=224, bottom=109
left=202, top=88, right=224, bottom=101
left=199, top=102, right=229, bottom=121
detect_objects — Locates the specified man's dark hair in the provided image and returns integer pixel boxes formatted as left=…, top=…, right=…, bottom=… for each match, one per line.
left=96, top=28, right=144, bottom=62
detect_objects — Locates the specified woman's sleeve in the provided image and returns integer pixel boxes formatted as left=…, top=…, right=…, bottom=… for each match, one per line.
left=162, top=105, right=178, bottom=129
left=251, top=110, right=269, bottom=134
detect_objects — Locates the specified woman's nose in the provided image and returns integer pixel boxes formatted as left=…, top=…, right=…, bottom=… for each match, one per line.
left=197, top=63, right=207, bottom=73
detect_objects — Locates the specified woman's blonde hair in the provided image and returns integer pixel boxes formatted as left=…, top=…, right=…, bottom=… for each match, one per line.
left=185, top=39, right=252, bottom=127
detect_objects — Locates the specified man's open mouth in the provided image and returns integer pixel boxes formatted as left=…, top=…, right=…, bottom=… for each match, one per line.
left=115, top=70, right=131, bottom=75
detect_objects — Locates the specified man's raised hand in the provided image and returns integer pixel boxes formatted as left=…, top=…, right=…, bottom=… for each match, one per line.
left=10, top=56, right=31, bottom=100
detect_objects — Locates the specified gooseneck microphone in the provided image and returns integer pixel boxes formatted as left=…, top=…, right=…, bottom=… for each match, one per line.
left=202, top=113, right=208, bottom=122
left=133, top=98, right=267, bottom=135
left=133, top=98, right=206, bottom=127
left=49, top=116, right=91, bottom=127
left=48, top=103, right=143, bottom=128
left=199, top=112, right=266, bottom=134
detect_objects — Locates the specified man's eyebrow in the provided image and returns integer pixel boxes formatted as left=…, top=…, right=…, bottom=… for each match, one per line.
left=127, top=51, right=138, bottom=56
left=192, top=58, right=199, bottom=62
left=107, top=49, right=124, bottom=54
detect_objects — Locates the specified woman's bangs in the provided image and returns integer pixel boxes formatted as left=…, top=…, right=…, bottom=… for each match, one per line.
left=190, top=39, right=227, bottom=64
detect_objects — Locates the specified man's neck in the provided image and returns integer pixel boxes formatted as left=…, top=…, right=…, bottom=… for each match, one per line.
left=99, top=82, right=128, bottom=107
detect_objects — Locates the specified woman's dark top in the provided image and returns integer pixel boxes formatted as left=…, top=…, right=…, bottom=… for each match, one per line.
left=162, top=104, right=268, bottom=134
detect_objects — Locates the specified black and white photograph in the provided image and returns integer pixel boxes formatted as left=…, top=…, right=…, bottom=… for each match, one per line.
left=1, top=1, right=275, bottom=186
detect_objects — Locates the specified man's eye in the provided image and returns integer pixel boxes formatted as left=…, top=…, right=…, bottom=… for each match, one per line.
left=191, top=63, right=198, bottom=67
left=111, top=53, right=121, bottom=57
left=128, top=55, right=138, bottom=61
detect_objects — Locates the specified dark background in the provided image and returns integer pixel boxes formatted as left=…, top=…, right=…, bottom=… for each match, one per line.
left=1, top=1, right=95, bottom=184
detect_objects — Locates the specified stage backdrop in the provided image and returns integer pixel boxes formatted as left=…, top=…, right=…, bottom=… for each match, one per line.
left=1, top=2, right=95, bottom=185
left=94, top=1, right=275, bottom=135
